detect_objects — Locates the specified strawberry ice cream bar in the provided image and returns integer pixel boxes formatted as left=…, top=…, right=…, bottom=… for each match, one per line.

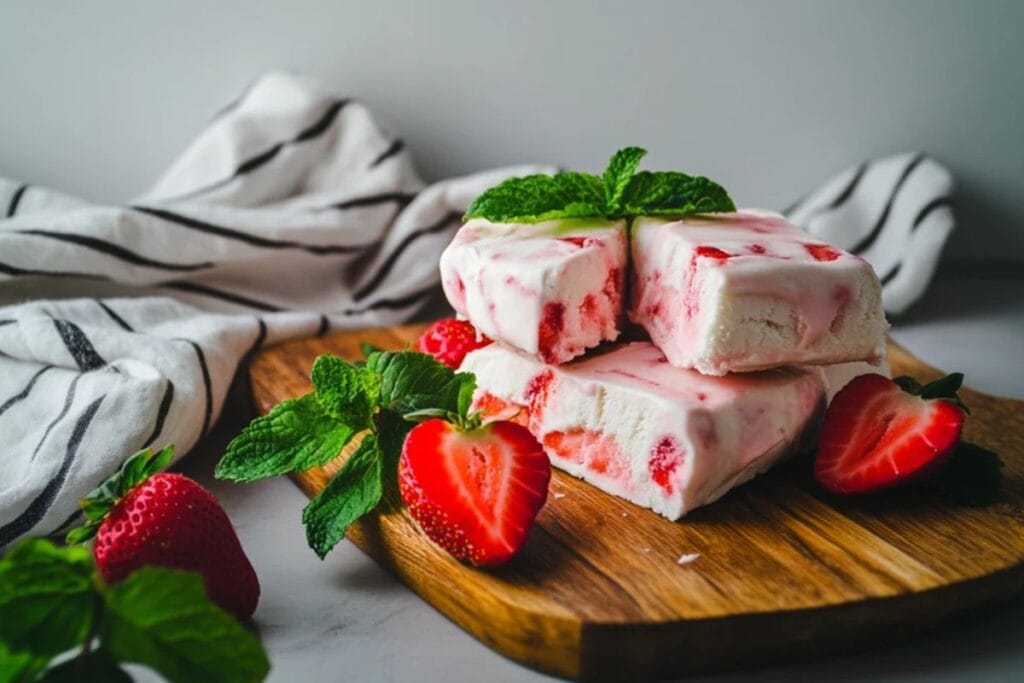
left=440, top=218, right=626, bottom=364
left=629, top=211, right=888, bottom=375
left=461, top=342, right=824, bottom=520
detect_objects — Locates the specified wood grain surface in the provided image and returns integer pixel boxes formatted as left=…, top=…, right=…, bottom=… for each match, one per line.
left=249, top=325, right=1024, bottom=681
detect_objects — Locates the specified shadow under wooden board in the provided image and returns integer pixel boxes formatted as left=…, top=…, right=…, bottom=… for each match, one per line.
left=248, top=324, right=1024, bottom=681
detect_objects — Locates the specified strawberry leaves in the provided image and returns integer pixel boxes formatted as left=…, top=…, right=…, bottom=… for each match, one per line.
left=67, top=447, right=175, bottom=545
left=218, top=349, right=477, bottom=558
left=894, top=372, right=970, bottom=414
left=0, top=540, right=269, bottom=683
left=464, top=147, right=735, bottom=224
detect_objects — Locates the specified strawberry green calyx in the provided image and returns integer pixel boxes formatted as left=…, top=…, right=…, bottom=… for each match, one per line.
left=66, top=446, right=174, bottom=545
left=894, top=372, right=970, bottom=414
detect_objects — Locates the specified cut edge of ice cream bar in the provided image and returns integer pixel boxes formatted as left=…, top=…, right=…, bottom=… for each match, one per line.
left=462, top=342, right=832, bottom=520
left=439, top=218, right=627, bottom=364
left=629, top=210, right=889, bottom=376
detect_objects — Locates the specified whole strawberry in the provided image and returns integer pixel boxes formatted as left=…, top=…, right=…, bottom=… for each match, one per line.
left=67, top=446, right=259, bottom=620
left=399, top=415, right=550, bottom=566
left=418, top=318, right=491, bottom=369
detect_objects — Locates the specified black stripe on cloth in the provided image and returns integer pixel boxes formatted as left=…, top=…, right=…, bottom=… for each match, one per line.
left=181, top=340, right=214, bottom=437
left=161, top=280, right=283, bottom=312
left=141, top=379, right=175, bottom=448
left=353, top=211, right=461, bottom=301
left=876, top=197, right=953, bottom=290
left=131, top=207, right=375, bottom=255
left=328, top=191, right=417, bottom=211
left=95, top=299, right=134, bottom=332
left=880, top=264, right=900, bottom=286
left=53, top=319, right=105, bottom=371
left=6, top=184, right=27, bottom=217
left=850, top=154, right=926, bottom=255
left=29, top=375, right=83, bottom=464
left=0, top=394, right=105, bottom=548
left=369, top=139, right=404, bottom=168
left=345, top=282, right=436, bottom=315
left=164, top=99, right=350, bottom=200
left=13, top=229, right=215, bottom=272
left=0, top=262, right=106, bottom=280
left=316, top=314, right=330, bottom=337
left=0, top=319, right=15, bottom=328
left=0, top=365, right=54, bottom=418
left=818, top=163, right=868, bottom=214
left=912, top=196, right=953, bottom=229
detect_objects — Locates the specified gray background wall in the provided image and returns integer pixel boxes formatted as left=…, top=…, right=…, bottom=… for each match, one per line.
left=1, top=0, right=1021, bottom=264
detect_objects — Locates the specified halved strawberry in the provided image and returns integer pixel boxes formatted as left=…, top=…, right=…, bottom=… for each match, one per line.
left=814, top=373, right=966, bottom=495
left=418, top=318, right=491, bottom=369
left=398, top=418, right=551, bottom=566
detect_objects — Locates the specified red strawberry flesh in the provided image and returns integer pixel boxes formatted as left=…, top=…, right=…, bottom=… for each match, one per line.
left=418, top=318, right=491, bottom=368
left=399, top=419, right=551, bottom=566
left=814, top=373, right=964, bottom=495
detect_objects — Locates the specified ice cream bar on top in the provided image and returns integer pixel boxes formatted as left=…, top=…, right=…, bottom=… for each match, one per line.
left=629, top=211, right=888, bottom=376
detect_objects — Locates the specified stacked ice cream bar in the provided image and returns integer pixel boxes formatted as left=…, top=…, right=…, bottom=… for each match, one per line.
left=440, top=210, right=889, bottom=519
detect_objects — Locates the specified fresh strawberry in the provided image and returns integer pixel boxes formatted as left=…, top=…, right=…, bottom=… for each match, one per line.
left=67, top=447, right=259, bottom=620
left=398, top=418, right=551, bottom=566
left=814, top=373, right=967, bottom=495
left=418, top=318, right=492, bottom=368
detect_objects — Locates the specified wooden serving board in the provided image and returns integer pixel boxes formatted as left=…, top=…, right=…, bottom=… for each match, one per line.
left=249, top=325, right=1024, bottom=681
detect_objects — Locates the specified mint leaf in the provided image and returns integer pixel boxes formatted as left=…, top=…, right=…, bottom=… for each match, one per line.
left=101, top=567, right=269, bottom=683
left=376, top=412, right=412, bottom=508
left=463, top=172, right=605, bottom=223
left=0, top=539, right=96, bottom=659
left=39, top=648, right=131, bottom=683
left=603, top=147, right=646, bottom=213
left=302, top=435, right=382, bottom=559
left=216, top=393, right=355, bottom=482
left=463, top=147, right=735, bottom=223
left=311, top=355, right=376, bottom=429
left=621, top=171, right=736, bottom=216
left=365, top=350, right=468, bottom=416
left=68, top=446, right=175, bottom=544
left=0, top=642, right=48, bottom=683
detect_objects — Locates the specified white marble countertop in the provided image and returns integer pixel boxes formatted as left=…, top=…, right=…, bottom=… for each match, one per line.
left=176, top=269, right=1024, bottom=683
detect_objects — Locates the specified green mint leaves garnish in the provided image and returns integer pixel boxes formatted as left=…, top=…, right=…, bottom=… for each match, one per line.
left=66, top=446, right=175, bottom=545
left=0, top=539, right=268, bottom=683
left=463, top=147, right=736, bottom=223
left=217, top=349, right=476, bottom=558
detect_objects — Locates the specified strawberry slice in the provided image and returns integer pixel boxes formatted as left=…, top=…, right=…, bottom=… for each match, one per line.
left=399, top=418, right=551, bottom=566
left=814, top=373, right=966, bottom=495
left=418, top=318, right=492, bottom=369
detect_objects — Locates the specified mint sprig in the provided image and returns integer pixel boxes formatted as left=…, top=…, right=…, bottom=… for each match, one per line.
left=0, top=539, right=268, bottom=683
left=217, top=349, right=475, bottom=558
left=463, top=147, right=736, bottom=223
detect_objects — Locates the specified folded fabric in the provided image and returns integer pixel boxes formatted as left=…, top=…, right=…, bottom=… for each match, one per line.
left=0, top=72, right=956, bottom=548
left=0, top=71, right=547, bottom=547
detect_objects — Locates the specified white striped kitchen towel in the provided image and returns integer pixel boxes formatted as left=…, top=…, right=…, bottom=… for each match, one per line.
left=0, top=71, right=548, bottom=547
left=0, top=71, right=955, bottom=547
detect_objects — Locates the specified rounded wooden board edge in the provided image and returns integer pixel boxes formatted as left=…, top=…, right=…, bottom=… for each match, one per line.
left=248, top=326, right=1024, bottom=680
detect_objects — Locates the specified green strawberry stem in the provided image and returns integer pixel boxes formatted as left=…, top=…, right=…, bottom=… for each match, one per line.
left=66, top=446, right=174, bottom=545
left=893, top=372, right=970, bottom=414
